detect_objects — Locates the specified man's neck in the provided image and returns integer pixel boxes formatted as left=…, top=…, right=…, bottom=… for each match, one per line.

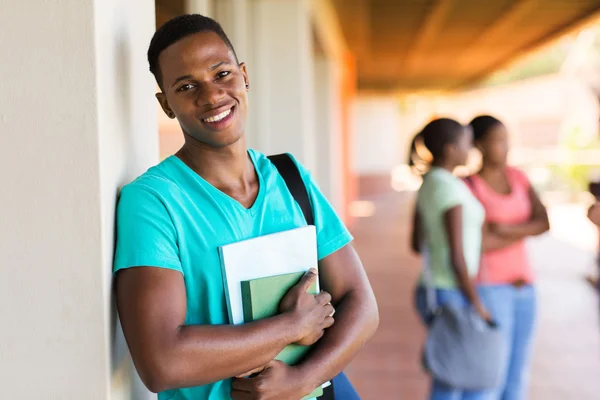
left=176, top=136, right=254, bottom=190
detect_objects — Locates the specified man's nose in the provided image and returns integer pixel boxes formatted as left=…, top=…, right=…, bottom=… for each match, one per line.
left=196, top=82, right=225, bottom=107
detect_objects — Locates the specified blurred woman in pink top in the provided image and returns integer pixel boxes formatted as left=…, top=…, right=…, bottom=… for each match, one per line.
left=466, top=115, right=550, bottom=400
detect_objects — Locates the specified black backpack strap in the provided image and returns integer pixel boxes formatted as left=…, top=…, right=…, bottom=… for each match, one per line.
left=267, top=153, right=315, bottom=226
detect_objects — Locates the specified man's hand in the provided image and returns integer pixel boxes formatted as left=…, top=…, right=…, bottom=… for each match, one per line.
left=588, top=202, right=600, bottom=226
left=279, top=269, right=335, bottom=346
left=231, top=360, right=314, bottom=400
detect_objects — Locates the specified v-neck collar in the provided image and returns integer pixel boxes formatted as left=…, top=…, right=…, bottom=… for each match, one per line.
left=168, top=150, right=265, bottom=215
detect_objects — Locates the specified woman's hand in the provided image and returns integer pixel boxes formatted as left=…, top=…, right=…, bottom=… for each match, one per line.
left=488, top=222, right=511, bottom=237
left=474, top=303, right=493, bottom=324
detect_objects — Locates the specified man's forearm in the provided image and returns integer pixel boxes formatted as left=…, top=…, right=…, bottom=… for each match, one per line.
left=294, top=289, right=379, bottom=389
left=143, top=313, right=298, bottom=392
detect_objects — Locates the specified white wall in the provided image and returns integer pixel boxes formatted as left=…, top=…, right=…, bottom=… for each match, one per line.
left=352, top=97, right=402, bottom=175
left=94, top=0, right=159, bottom=399
left=0, top=0, right=158, bottom=398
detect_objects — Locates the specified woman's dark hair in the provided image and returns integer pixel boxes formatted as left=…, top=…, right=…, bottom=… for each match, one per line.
left=148, top=14, right=239, bottom=87
left=408, top=118, right=465, bottom=173
left=469, top=115, right=503, bottom=142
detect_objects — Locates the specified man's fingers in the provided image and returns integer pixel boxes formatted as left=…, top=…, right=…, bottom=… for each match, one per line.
left=231, top=377, right=257, bottom=391
left=298, top=268, right=318, bottom=293
left=230, top=389, right=254, bottom=400
left=323, top=303, right=334, bottom=318
left=315, top=291, right=332, bottom=305
left=323, top=315, right=335, bottom=329
left=235, top=365, right=267, bottom=378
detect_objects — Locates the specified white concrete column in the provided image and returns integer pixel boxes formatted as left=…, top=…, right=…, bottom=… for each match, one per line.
left=0, top=0, right=157, bottom=399
left=352, top=97, right=402, bottom=175
left=214, top=0, right=249, bottom=63
left=186, top=0, right=214, bottom=17
left=314, top=57, right=344, bottom=212
left=250, top=0, right=317, bottom=173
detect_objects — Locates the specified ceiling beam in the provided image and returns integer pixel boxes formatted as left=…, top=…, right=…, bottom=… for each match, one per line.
left=404, top=0, right=454, bottom=74
left=460, top=4, right=600, bottom=89
left=453, top=0, right=539, bottom=73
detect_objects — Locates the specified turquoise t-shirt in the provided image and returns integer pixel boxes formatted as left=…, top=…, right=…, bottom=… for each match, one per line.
left=114, top=149, right=353, bottom=400
left=416, top=167, right=485, bottom=289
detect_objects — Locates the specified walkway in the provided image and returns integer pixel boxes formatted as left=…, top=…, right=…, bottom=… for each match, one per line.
left=345, top=192, right=600, bottom=399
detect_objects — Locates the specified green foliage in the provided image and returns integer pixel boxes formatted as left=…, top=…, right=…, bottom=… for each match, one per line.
left=551, top=125, right=600, bottom=192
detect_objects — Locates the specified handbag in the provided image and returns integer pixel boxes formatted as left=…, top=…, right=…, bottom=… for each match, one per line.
left=421, top=240, right=506, bottom=390
left=268, top=153, right=361, bottom=400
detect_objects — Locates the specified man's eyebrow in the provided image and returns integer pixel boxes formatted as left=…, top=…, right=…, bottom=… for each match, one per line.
left=210, top=61, right=227, bottom=70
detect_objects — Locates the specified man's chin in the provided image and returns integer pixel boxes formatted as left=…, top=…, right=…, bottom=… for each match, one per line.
left=187, top=133, right=244, bottom=150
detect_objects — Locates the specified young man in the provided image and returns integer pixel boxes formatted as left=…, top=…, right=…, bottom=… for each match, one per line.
left=114, top=14, right=379, bottom=400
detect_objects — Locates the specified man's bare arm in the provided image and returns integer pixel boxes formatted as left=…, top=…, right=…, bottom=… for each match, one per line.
left=293, top=244, right=379, bottom=389
left=116, top=267, right=332, bottom=393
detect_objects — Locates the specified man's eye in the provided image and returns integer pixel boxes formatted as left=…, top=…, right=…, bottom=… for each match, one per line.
left=217, top=71, right=231, bottom=79
left=178, top=84, right=195, bottom=92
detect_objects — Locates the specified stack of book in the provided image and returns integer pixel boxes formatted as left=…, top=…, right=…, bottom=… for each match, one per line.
left=219, top=226, right=326, bottom=399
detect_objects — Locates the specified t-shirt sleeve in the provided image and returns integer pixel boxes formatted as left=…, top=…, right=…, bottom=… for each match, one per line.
left=287, top=154, right=354, bottom=261
left=113, top=184, right=183, bottom=275
left=433, top=178, right=464, bottom=213
left=509, top=167, right=531, bottom=191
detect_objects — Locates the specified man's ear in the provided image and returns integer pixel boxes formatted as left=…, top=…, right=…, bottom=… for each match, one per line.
left=156, top=92, right=175, bottom=119
left=239, top=62, right=249, bottom=90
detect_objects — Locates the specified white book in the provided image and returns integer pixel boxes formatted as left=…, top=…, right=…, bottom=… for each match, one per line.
left=218, top=225, right=319, bottom=325
left=218, top=225, right=331, bottom=392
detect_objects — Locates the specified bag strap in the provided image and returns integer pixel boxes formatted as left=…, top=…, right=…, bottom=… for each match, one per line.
left=267, top=153, right=315, bottom=226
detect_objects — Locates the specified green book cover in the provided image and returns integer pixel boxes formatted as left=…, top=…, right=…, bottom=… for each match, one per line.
left=241, top=271, right=323, bottom=399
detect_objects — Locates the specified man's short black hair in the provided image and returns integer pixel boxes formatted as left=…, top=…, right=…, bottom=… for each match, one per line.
left=147, top=14, right=239, bottom=87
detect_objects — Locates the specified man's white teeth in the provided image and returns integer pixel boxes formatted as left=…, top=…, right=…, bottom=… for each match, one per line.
left=204, top=109, right=231, bottom=123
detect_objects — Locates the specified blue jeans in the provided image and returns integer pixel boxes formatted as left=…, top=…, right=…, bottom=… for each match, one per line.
left=415, top=287, right=494, bottom=400
left=332, top=372, right=361, bottom=399
left=479, top=285, right=536, bottom=400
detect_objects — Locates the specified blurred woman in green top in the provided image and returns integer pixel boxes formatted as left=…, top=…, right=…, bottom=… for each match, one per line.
left=409, top=118, right=493, bottom=400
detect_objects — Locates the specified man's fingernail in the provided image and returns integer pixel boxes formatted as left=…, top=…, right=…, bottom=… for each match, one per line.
left=308, top=268, right=318, bottom=275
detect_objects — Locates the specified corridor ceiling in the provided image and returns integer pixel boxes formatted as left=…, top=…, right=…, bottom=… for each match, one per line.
left=332, top=0, right=600, bottom=91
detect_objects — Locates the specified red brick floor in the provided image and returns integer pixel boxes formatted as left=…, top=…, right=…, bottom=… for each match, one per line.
left=344, top=192, right=600, bottom=400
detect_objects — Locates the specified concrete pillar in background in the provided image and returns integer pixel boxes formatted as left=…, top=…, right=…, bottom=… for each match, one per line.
left=0, top=0, right=158, bottom=398
left=185, top=0, right=213, bottom=16
left=314, top=57, right=344, bottom=212
left=250, top=0, right=317, bottom=173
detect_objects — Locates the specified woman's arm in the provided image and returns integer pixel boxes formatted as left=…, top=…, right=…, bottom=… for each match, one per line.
left=444, top=206, right=490, bottom=321
left=492, top=186, right=550, bottom=240
left=411, top=206, right=421, bottom=254
left=481, top=222, right=518, bottom=251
